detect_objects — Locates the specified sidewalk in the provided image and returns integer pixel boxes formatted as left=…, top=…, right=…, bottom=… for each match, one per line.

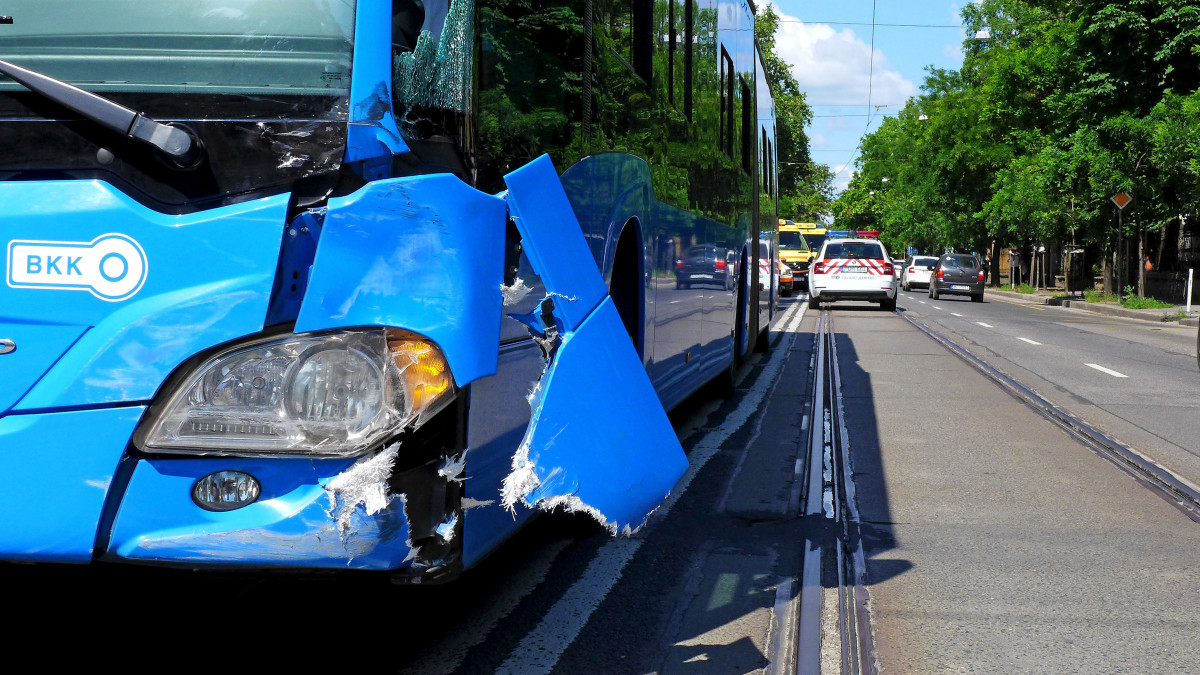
left=986, top=288, right=1200, bottom=327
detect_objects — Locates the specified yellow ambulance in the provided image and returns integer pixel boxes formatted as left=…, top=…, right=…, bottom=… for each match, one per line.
left=778, top=220, right=824, bottom=293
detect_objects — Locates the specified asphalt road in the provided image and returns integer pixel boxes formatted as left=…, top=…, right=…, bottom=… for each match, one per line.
left=828, top=300, right=1200, bottom=673
left=894, top=288, right=1200, bottom=491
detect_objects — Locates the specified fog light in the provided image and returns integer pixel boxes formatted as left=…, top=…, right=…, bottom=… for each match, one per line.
left=193, top=471, right=261, bottom=512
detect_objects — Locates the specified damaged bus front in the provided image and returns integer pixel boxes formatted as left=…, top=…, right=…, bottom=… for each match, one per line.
left=0, top=0, right=691, bottom=580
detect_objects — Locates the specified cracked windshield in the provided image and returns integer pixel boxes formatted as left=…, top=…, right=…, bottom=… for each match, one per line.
left=1, top=0, right=1199, bottom=672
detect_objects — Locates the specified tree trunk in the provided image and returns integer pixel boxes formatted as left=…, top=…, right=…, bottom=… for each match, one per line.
left=1156, top=219, right=1169, bottom=271
left=1137, top=213, right=1146, bottom=298
left=1103, top=241, right=1113, bottom=293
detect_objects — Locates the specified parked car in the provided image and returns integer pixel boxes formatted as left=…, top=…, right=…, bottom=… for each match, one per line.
left=902, top=255, right=939, bottom=290
left=808, top=238, right=898, bottom=310
left=929, top=254, right=985, bottom=302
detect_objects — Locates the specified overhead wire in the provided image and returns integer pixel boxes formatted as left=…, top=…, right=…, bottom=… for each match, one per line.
left=831, top=0, right=879, bottom=183
left=778, top=19, right=961, bottom=28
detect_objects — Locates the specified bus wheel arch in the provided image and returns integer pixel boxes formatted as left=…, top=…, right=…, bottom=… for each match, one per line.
left=608, top=217, right=645, bottom=358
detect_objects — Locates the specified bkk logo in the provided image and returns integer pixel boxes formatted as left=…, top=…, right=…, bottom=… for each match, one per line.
left=6, top=233, right=148, bottom=301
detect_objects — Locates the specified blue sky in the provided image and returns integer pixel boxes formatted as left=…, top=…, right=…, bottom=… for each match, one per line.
left=766, top=1, right=973, bottom=193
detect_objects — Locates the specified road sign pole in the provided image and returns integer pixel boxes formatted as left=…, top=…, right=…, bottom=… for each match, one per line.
left=1188, top=268, right=1194, bottom=314
left=1111, top=192, right=1132, bottom=297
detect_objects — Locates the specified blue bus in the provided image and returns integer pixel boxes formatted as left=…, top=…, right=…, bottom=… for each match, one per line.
left=0, top=0, right=777, bottom=581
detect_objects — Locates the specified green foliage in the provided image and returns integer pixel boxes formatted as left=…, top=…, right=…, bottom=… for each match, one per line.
left=834, top=0, right=1200, bottom=286
left=1084, top=288, right=1117, bottom=303
left=1121, top=286, right=1174, bottom=308
left=756, top=6, right=832, bottom=221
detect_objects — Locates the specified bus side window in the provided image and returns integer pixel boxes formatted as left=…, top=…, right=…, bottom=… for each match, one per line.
left=740, top=76, right=752, bottom=174
left=720, top=48, right=734, bottom=157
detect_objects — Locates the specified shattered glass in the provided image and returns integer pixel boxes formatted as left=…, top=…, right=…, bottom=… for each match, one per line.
left=393, top=0, right=474, bottom=138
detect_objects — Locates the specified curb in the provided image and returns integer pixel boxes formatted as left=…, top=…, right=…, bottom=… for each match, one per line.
left=986, top=289, right=1198, bottom=326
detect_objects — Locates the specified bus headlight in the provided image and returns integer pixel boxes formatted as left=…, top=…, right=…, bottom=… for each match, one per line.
left=136, top=329, right=456, bottom=456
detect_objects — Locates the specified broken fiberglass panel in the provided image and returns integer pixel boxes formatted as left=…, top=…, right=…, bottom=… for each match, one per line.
left=501, top=154, right=687, bottom=533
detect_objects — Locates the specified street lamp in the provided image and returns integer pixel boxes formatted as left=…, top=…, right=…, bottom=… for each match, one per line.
left=974, top=28, right=991, bottom=41
left=918, top=113, right=929, bottom=121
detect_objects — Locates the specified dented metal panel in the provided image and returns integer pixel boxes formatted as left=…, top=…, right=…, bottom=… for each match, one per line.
left=294, top=174, right=506, bottom=386
left=500, top=156, right=688, bottom=533
left=107, top=443, right=465, bottom=572
left=107, top=452, right=418, bottom=569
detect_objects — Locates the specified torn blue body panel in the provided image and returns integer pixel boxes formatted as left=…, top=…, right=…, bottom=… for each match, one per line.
left=503, top=156, right=610, bottom=332
left=345, top=0, right=409, bottom=165
left=106, top=452, right=420, bottom=569
left=500, top=155, right=688, bottom=533
left=295, top=174, right=506, bottom=387
left=0, top=407, right=143, bottom=562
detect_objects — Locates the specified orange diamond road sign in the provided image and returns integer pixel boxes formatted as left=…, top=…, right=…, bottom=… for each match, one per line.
left=1111, top=192, right=1133, bottom=210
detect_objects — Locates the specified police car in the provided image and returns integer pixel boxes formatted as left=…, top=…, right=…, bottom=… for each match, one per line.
left=807, top=234, right=898, bottom=311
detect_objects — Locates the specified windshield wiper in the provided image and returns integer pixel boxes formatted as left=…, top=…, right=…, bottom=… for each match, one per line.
left=0, top=58, right=201, bottom=167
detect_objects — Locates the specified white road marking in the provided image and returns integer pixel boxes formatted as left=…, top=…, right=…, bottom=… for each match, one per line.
left=1086, top=363, right=1128, bottom=378
left=1017, top=337, right=1042, bottom=345
left=932, top=306, right=944, bottom=311
left=918, top=301, right=926, bottom=304
left=977, top=322, right=994, bottom=328
left=495, top=298, right=809, bottom=675
left=951, top=312, right=963, bottom=317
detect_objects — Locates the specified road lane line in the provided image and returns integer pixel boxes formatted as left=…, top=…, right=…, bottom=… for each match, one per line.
left=977, top=322, right=994, bottom=328
left=495, top=298, right=809, bottom=675
left=918, top=301, right=926, bottom=304
left=1086, top=363, right=1128, bottom=378
left=932, top=306, right=944, bottom=311
left=951, top=312, right=963, bottom=317
left=1017, top=337, right=1042, bottom=345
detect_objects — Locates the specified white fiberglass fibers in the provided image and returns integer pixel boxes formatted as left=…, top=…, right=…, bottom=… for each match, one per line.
left=324, top=443, right=399, bottom=532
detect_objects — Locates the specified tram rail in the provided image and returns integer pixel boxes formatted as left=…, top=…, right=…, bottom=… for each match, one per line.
left=796, top=308, right=878, bottom=674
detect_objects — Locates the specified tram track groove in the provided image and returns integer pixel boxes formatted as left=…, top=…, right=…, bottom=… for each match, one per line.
left=796, top=309, right=878, bottom=675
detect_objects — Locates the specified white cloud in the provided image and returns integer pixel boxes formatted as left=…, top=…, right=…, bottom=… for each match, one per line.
left=944, top=43, right=964, bottom=61
left=831, top=163, right=854, bottom=192
left=809, top=132, right=829, bottom=148
left=768, top=3, right=917, bottom=108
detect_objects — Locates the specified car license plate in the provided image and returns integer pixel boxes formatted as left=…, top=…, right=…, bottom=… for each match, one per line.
left=694, top=273, right=713, bottom=279
left=841, top=263, right=866, bottom=273
left=951, top=284, right=969, bottom=290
